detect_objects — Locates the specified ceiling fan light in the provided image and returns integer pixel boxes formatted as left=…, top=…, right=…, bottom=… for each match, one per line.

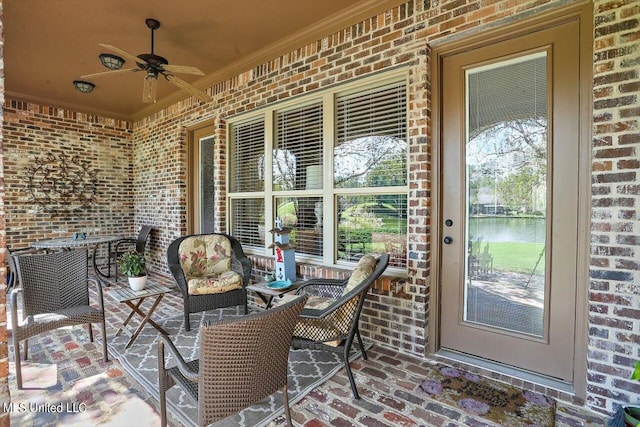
left=99, top=53, right=125, bottom=70
left=142, top=74, right=158, bottom=103
left=73, top=80, right=95, bottom=93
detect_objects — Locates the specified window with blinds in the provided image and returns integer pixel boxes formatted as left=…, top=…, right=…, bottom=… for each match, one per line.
left=275, top=103, right=323, bottom=191
left=230, top=198, right=265, bottom=247
left=337, top=194, right=407, bottom=268
left=335, top=81, right=407, bottom=189
left=227, top=73, right=408, bottom=270
left=230, top=118, right=265, bottom=193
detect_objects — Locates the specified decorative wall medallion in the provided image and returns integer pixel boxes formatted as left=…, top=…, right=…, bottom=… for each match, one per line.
left=25, top=152, right=98, bottom=215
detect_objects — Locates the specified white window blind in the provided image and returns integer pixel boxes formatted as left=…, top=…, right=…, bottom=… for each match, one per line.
left=274, top=103, right=323, bottom=191
left=230, top=198, right=265, bottom=247
left=230, top=118, right=265, bottom=193
left=335, top=81, right=407, bottom=189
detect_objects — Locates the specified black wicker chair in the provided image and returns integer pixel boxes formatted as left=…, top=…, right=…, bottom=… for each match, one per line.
left=10, top=249, right=108, bottom=389
left=167, top=233, right=251, bottom=331
left=158, top=295, right=307, bottom=427
left=291, top=253, right=389, bottom=399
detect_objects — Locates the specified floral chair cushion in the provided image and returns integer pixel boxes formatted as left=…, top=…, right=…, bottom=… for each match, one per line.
left=178, top=235, right=242, bottom=295
left=343, top=254, right=377, bottom=295
left=187, top=270, right=243, bottom=295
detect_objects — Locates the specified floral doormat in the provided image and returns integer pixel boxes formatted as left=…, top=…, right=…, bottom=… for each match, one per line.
left=418, top=364, right=555, bottom=427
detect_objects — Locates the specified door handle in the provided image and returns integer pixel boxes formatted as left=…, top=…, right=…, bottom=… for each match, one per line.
left=443, top=236, right=453, bottom=244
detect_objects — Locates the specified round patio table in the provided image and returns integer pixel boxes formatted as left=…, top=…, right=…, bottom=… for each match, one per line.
left=31, top=235, right=123, bottom=286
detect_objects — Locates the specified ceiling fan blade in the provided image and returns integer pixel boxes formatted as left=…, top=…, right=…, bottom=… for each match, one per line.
left=162, top=64, right=205, bottom=76
left=166, top=74, right=212, bottom=102
left=81, top=68, right=140, bottom=79
left=99, top=43, right=145, bottom=66
left=142, top=75, right=158, bottom=103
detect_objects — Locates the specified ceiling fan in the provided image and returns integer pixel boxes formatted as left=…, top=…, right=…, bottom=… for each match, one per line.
left=82, top=18, right=212, bottom=103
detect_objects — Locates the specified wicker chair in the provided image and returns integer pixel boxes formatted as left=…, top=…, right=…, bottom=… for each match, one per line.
left=9, top=249, right=108, bottom=389
left=111, top=225, right=152, bottom=282
left=291, top=253, right=390, bottom=399
left=6, top=246, right=42, bottom=292
left=167, top=233, right=251, bottom=331
left=158, top=295, right=308, bottom=427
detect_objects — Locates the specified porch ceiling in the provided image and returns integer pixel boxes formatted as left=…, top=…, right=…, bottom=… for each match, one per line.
left=4, top=0, right=405, bottom=122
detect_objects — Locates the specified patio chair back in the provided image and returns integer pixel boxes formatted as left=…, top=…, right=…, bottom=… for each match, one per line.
left=292, top=253, right=390, bottom=399
left=10, top=249, right=108, bottom=389
left=16, top=250, right=91, bottom=316
left=158, top=295, right=308, bottom=427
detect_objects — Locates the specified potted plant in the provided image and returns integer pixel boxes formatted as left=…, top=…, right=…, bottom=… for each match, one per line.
left=623, top=361, right=640, bottom=427
left=119, top=250, right=147, bottom=291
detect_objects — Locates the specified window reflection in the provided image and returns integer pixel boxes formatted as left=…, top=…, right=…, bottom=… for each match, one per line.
left=334, top=136, right=407, bottom=189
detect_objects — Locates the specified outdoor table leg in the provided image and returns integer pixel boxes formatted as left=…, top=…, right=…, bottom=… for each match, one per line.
left=123, top=298, right=168, bottom=334
left=120, top=294, right=168, bottom=349
left=255, top=292, right=275, bottom=309
left=114, top=298, right=145, bottom=338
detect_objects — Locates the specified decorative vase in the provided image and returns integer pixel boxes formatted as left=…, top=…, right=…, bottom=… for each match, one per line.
left=624, top=406, right=640, bottom=427
left=128, top=275, right=147, bottom=291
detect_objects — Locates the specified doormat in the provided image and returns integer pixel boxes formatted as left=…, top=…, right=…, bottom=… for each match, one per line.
left=418, top=364, right=555, bottom=427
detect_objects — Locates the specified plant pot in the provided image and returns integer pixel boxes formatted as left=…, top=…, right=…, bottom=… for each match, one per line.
left=128, top=275, right=148, bottom=291
left=624, top=406, right=640, bottom=427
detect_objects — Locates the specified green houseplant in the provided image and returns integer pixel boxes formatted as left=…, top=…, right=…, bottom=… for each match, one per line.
left=622, top=361, right=640, bottom=427
left=119, top=251, right=147, bottom=291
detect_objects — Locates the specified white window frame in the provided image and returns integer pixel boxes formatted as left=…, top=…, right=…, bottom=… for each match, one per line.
left=227, top=70, right=409, bottom=273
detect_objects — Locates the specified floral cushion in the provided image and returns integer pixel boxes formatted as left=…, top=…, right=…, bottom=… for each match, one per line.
left=187, top=270, right=243, bottom=295
left=178, top=235, right=242, bottom=295
left=178, top=235, right=233, bottom=278
left=343, top=254, right=377, bottom=295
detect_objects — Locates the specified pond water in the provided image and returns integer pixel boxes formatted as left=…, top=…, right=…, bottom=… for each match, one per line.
left=468, top=217, right=546, bottom=244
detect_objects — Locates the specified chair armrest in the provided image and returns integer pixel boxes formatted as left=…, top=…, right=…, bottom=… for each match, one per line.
left=168, top=262, right=189, bottom=297
left=88, top=278, right=105, bottom=313
left=158, top=334, right=199, bottom=382
left=296, top=279, right=346, bottom=299
left=114, top=238, right=136, bottom=253
left=9, top=287, right=22, bottom=326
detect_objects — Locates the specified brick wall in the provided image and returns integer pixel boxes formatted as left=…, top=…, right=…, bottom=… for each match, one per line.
left=2, top=103, right=133, bottom=250
left=0, top=1, right=8, bottom=425
left=130, top=0, right=639, bottom=415
left=0, top=0, right=637, bottom=419
left=589, top=0, right=640, bottom=415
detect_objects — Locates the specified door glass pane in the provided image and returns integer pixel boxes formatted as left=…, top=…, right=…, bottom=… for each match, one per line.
left=199, top=137, right=215, bottom=233
left=464, top=52, right=548, bottom=337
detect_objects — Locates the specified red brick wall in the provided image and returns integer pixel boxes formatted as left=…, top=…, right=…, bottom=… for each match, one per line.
left=589, top=0, right=640, bottom=415
left=131, top=0, right=639, bottom=415
left=2, top=103, right=133, bottom=249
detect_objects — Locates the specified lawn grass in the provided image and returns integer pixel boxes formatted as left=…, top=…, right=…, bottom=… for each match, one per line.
left=475, top=241, right=545, bottom=274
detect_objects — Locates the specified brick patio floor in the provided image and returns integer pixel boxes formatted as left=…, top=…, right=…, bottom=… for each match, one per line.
left=7, top=273, right=607, bottom=426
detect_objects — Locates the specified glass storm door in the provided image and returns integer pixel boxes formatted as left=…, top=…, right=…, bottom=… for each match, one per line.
left=439, top=21, right=580, bottom=381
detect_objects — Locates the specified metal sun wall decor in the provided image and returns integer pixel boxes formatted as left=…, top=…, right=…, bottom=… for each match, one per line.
left=25, top=152, right=98, bottom=215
